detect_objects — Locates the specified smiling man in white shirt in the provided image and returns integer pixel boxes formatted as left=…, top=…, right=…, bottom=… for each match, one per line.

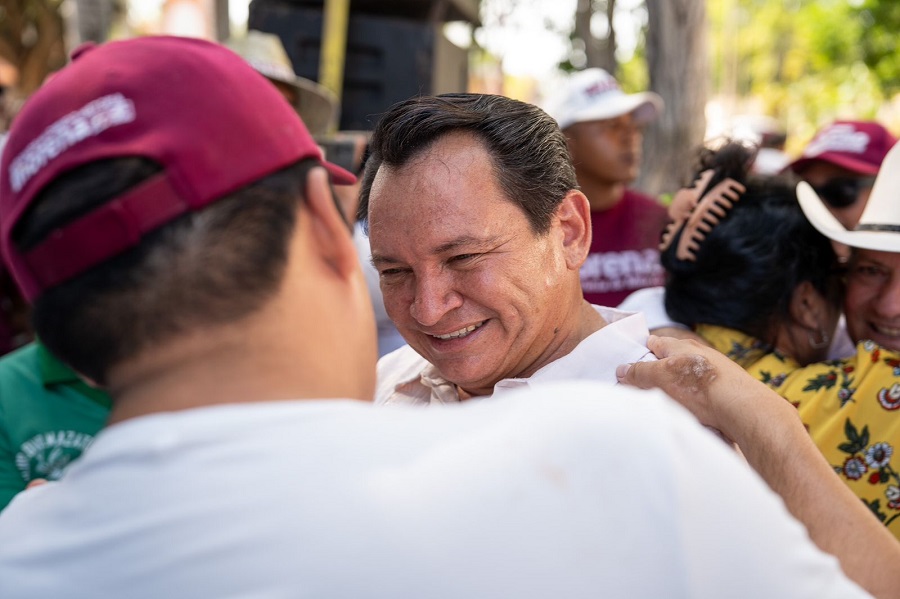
left=358, top=93, right=655, bottom=405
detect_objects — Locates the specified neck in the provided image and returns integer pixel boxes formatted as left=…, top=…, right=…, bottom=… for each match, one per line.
left=105, top=320, right=365, bottom=426
left=771, top=321, right=821, bottom=367
left=455, top=301, right=606, bottom=401
left=576, top=174, right=626, bottom=212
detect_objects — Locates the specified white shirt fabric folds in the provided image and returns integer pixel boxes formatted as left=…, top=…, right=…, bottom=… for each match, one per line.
left=0, top=383, right=870, bottom=599
left=376, top=305, right=655, bottom=405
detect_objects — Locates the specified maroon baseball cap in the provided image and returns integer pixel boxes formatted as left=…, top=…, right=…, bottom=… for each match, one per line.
left=787, top=120, right=898, bottom=175
left=0, top=36, right=354, bottom=301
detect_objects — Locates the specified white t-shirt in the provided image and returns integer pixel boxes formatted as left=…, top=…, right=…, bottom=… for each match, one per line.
left=0, top=382, right=868, bottom=598
left=376, top=305, right=655, bottom=405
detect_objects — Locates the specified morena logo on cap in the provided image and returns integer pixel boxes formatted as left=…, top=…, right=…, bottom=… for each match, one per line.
left=0, top=36, right=355, bottom=302
left=803, top=123, right=870, bottom=158
left=583, top=78, right=620, bottom=99
left=9, top=94, right=136, bottom=193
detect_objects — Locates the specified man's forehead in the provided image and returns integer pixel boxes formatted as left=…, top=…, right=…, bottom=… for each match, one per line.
left=367, top=137, right=502, bottom=215
left=854, top=247, right=900, bottom=264
left=375, top=132, right=487, bottom=183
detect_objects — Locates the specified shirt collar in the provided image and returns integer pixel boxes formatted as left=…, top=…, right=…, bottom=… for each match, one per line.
left=386, top=305, right=653, bottom=404
left=494, top=306, right=653, bottom=393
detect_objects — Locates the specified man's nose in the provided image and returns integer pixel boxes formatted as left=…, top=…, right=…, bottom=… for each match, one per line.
left=409, top=272, right=463, bottom=327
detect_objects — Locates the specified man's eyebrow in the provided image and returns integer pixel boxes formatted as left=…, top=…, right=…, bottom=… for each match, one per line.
left=433, top=235, right=498, bottom=255
left=370, top=253, right=400, bottom=267
left=371, top=234, right=504, bottom=268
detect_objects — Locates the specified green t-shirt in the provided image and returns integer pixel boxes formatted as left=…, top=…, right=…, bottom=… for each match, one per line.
left=0, top=341, right=111, bottom=510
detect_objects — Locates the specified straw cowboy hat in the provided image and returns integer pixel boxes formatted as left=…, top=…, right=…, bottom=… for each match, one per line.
left=798, top=141, right=900, bottom=252
left=226, top=30, right=338, bottom=136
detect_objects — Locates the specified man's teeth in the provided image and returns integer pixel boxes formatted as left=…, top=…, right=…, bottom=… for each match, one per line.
left=434, top=323, right=482, bottom=340
left=874, top=324, right=900, bottom=337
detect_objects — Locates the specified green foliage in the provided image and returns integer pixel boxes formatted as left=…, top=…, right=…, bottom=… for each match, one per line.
left=854, top=0, right=900, bottom=94
left=705, top=0, right=897, bottom=148
left=488, top=0, right=900, bottom=143
left=617, top=29, right=648, bottom=93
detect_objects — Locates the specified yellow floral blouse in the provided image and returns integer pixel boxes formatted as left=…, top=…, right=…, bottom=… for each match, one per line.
left=696, top=324, right=900, bottom=541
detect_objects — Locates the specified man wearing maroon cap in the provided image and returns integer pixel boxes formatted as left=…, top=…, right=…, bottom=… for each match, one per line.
left=0, top=36, right=891, bottom=599
left=788, top=120, right=897, bottom=233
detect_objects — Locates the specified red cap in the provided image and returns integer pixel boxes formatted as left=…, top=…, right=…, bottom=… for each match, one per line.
left=0, top=36, right=354, bottom=301
left=788, top=120, right=898, bottom=176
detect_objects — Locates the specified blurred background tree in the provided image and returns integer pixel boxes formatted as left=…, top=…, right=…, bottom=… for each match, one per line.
left=2, top=0, right=899, bottom=195
left=546, top=0, right=900, bottom=194
left=0, top=0, right=125, bottom=128
left=706, top=0, right=896, bottom=152
left=856, top=0, right=900, bottom=94
left=0, top=0, right=68, bottom=98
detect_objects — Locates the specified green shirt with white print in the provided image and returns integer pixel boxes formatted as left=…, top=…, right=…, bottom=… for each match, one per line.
left=0, top=340, right=110, bottom=511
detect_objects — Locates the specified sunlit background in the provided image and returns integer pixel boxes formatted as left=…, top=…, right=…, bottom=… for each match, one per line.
left=2, top=0, right=898, bottom=195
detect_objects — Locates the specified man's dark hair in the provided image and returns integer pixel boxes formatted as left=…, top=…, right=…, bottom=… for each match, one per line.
left=15, top=158, right=316, bottom=385
left=663, top=141, right=840, bottom=342
left=356, top=93, right=578, bottom=234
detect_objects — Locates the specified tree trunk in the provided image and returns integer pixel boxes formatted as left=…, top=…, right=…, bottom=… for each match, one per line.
left=73, top=0, right=116, bottom=44
left=641, top=0, right=707, bottom=197
left=576, top=0, right=616, bottom=74
left=0, top=0, right=68, bottom=103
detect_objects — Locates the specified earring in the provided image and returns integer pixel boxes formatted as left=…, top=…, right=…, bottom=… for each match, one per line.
left=808, top=326, right=830, bottom=350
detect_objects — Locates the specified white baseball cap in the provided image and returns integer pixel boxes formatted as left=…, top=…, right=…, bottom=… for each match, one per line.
left=797, top=142, right=900, bottom=253
left=545, top=68, right=664, bottom=131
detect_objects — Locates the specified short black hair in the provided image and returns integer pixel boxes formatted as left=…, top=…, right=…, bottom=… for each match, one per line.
left=357, top=93, right=578, bottom=235
left=19, top=158, right=316, bottom=385
left=663, top=141, right=839, bottom=341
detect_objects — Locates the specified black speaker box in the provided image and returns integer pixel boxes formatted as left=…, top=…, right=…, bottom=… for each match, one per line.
left=249, top=0, right=441, bottom=130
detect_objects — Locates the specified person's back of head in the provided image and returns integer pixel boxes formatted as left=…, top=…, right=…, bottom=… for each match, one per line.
left=356, top=93, right=578, bottom=235
left=0, top=36, right=355, bottom=387
left=661, top=141, right=839, bottom=343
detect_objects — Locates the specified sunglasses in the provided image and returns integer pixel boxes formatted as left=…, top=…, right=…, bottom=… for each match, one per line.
left=811, top=176, right=876, bottom=209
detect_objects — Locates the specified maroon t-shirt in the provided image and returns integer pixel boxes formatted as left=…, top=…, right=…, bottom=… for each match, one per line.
left=580, top=189, right=668, bottom=307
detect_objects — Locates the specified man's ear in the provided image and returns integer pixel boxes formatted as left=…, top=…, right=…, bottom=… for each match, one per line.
left=304, top=166, right=358, bottom=278
left=554, top=190, right=592, bottom=269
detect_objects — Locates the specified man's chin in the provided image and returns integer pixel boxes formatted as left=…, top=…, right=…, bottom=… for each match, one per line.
left=431, top=362, right=497, bottom=397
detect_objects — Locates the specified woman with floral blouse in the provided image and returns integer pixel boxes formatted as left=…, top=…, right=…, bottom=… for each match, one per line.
left=656, top=140, right=900, bottom=540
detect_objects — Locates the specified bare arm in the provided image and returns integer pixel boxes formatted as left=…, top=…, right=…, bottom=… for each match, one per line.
left=618, top=334, right=900, bottom=599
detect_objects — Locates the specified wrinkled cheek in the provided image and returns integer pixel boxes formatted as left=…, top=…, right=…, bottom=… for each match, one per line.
left=380, top=285, right=411, bottom=325
left=843, top=292, right=870, bottom=337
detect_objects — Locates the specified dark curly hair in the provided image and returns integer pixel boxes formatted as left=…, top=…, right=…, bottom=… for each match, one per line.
left=662, top=141, right=840, bottom=342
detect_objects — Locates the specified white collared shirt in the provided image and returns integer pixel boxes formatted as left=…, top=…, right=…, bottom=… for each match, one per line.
left=375, top=305, right=655, bottom=405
